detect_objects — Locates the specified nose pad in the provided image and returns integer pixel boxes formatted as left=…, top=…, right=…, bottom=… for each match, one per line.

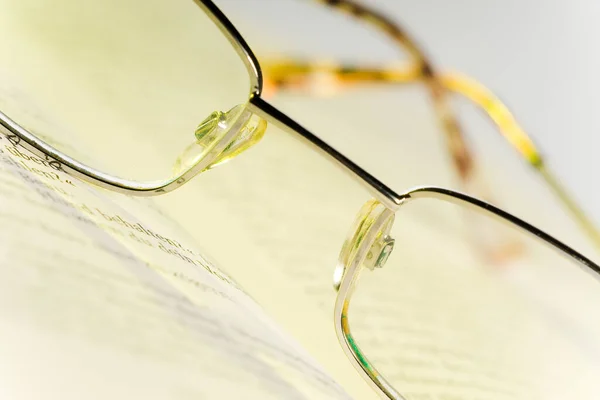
left=334, top=200, right=395, bottom=291
left=173, top=103, right=267, bottom=177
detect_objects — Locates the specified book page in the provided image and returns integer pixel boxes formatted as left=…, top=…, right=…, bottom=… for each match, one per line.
left=0, top=133, right=355, bottom=400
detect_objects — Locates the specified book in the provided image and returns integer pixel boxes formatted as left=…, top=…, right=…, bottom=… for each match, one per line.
left=0, top=130, right=378, bottom=399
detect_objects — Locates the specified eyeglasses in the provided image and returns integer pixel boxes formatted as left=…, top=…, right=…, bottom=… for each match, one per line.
left=1, top=0, right=599, bottom=398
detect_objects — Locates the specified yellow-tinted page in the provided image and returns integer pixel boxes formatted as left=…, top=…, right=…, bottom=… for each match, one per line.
left=0, top=137, right=354, bottom=400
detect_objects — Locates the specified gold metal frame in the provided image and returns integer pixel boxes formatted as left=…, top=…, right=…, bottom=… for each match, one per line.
left=0, top=1, right=598, bottom=399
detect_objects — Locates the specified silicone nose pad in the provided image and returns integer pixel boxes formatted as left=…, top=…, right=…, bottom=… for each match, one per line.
left=173, top=104, right=267, bottom=176
left=207, top=108, right=267, bottom=170
left=333, top=200, right=395, bottom=291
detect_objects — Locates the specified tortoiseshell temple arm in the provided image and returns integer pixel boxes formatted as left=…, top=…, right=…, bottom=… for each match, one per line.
left=262, top=60, right=600, bottom=250
left=311, top=0, right=476, bottom=182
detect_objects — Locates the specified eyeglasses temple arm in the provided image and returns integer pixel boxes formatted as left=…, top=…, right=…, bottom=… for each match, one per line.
left=263, top=62, right=600, bottom=250
left=308, top=0, right=476, bottom=182
left=443, top=73, right=600, bottom=250
left=537, top=164, right=600, bottom=249
left=263, top=62, right=540, bottom=163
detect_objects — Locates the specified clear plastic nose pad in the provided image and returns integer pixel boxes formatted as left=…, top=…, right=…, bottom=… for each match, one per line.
left=333, top=200, right=395, bottom=291
left=173, top=103, right=267, bottom=177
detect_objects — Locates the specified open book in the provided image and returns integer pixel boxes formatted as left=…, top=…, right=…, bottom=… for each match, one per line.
left=0, top=134, right=371, bottom=399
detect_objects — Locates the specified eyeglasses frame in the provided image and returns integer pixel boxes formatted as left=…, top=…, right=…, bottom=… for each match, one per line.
left=0, top=1, right=598, bottom=399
